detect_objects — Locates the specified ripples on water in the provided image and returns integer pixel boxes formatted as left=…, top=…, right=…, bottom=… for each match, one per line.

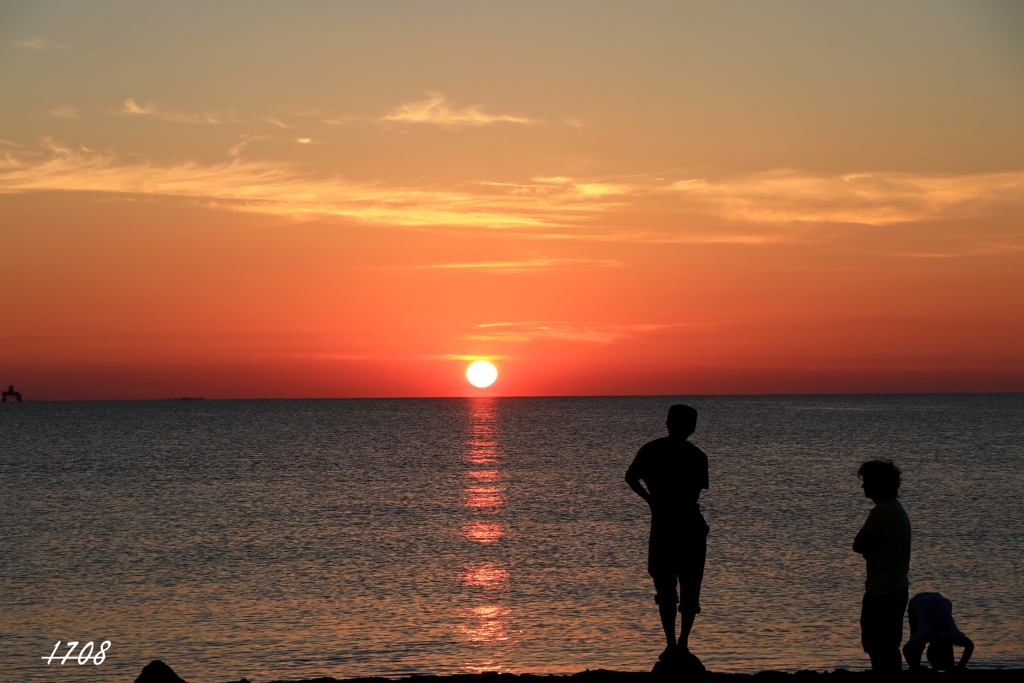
left=1, top=395, right=1022, bottom=682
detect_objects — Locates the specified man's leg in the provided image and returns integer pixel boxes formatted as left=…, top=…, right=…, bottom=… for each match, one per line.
left=867, top=650, right=901, bottom=673
left=883, top=589, right=909, bottom=673
left=862, top=593, right=886, bottom=672
left=652, top=572, right=678, bottom=653
left=678, top=534, right=707, bottom=652
left=862, top=589, right=908, bottom=673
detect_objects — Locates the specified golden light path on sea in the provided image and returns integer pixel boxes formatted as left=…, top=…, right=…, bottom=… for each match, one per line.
left=458, top=398, right=513, bottom=671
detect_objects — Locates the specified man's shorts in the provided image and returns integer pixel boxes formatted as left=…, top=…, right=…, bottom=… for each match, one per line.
left=648, top=529, right=707, bottom=615
left=861, top=588, right=909, bottom=653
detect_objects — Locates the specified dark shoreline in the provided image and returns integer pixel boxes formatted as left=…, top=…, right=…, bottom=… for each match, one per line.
left=134, top=661, right=1024, bottom=683
left=244, top=671, right=1024, bottom=683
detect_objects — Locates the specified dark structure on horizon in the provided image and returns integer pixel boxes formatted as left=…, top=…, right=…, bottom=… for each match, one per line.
left=2, top=385, right=23, bottom=402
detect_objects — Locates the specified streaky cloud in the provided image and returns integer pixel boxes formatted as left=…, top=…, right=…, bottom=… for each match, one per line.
left=122, top=98, right=221, bottom=124
left=228, top=134, right=273, bottom=158
left=321, top=117, right=356, bottom=126
left=285, top=353, right=370, bottom=361
left=869, top=242, right=1024, bottom=259
left=420, top=354, right=511, bottom=361
left=469, top=321, right=717, bottom=344
left=382, top=91, right=534, bottom=128
left=262, top=117, right=294, bottom=129
left=4, top=140, right=1021, bottom=238
left=422, top=257, right=622, bottom=272
left=49, top=105, right=79, bottom=119
left=667, top=169, right=1024, bottom=225
left=0, top=138, right=619, bottom=229
left=13, top=38, right=70, bottom=50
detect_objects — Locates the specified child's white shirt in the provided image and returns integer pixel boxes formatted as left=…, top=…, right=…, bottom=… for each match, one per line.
left=907, top=592, right=969, bottom=647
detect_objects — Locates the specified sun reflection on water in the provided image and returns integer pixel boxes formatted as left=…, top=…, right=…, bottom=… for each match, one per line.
left=458, top=397, right=513, bottom=671
left=459, top=604, right=512, bottom=643
left=465, top=486, right=506, bottom=512
left=462, top=520, right=505, bottom=543
left=459, top=562, right=510, bottom=589
left=465, top=470, right=501, bottom=482
left=466, top=451, right=499, bottom=465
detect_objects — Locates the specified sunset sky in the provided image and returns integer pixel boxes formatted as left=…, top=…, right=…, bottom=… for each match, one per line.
left=2, top=1, right=1023, bottom=399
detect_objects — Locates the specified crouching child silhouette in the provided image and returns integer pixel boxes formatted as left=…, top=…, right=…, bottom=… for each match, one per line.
left=625, top=405, right=709, bottom=674
left=853, top=459, right=912, bottom=674
left=903, top=592, right=974, bottom=672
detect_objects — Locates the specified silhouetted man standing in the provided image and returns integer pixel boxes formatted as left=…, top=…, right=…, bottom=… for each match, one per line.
left=854, top=459, right=911, bottom=674
left=626, top=405, right=709, bottom=671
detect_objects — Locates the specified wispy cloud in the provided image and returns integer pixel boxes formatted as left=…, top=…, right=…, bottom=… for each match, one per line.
left=420, top=354, right=511, bottom=361
left=470, top=321, right=709, bottom=344
left=532, top=176, right=633, bottom=198
left=13, top=38, right=70, bottom=50
left=869, top=242, right=1024, bottom=259
left=667, top=169, right=1024, bottom=225
left=0, top=138, right=618, bottom=228
left=122, top=99, right=155, bottom=115
left=423, top=257, right=622, bottom=272
left=525, top=228, right=801, bottom=245
left=382, top=91, right=535, bottom=128
left=228, top=134, right=272, bottom=158
left=3, top=138, right=1022, bottom=238
left=122, top=98, right=221, bottom=124
left=321, top=116, right=357, bottom=126
left=49, top=105, right=79, bottom=119
left=261, top=117, right=294, bottom=129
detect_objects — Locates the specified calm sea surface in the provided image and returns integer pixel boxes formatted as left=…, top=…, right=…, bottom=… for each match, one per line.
left=2, top=395, right=1022, bottom=682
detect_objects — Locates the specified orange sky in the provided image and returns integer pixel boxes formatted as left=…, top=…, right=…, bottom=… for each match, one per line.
left=2, top=1, right=1023, bottom=399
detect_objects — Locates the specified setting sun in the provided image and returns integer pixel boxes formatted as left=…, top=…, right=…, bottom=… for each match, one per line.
left=466, top=361, right=498, bottom=388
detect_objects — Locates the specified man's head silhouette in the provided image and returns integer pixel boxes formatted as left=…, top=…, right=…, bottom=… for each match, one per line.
left=666, top=405, right=698, bottom=438
left=857, top=459, right=902, bottom=503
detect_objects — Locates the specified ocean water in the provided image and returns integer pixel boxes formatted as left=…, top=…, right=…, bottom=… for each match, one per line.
left=1, top=395, right=1022, bottom=682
